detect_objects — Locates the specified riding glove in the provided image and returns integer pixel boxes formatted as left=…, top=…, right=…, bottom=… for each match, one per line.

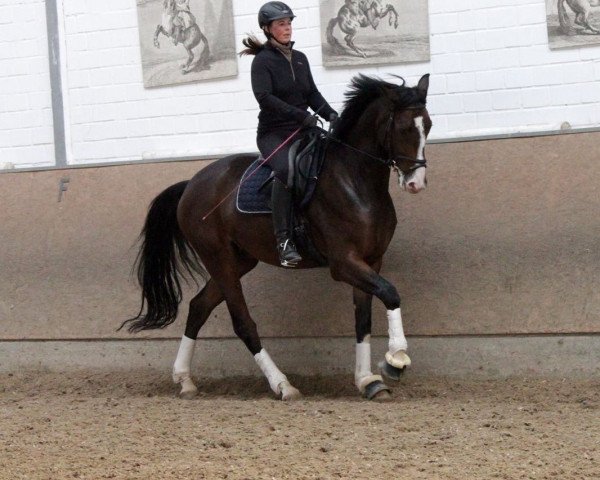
left=329, top=112, right=339, bottom=129
left=302, top=115, right=318, bottom=128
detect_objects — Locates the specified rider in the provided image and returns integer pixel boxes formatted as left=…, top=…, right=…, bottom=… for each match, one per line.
left=172, top=0, right=195, bottom=45
left=240, top=1, right=338, bottom=267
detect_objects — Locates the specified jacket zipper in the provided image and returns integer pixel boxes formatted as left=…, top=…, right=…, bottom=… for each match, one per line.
left=276, top=49, right=295, bottom=82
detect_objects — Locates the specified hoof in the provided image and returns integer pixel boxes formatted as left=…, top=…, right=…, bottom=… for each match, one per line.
left=180, top=385, right=198, bottom=400
left=379, top=360, right=406, bottom=382
left=385, top=350, right=411, bottom=368
left=279, top=381, right=302, bottom=401
left=174, top=373, right=198, bottom=400
left=363, top=380, right=392, bottom=401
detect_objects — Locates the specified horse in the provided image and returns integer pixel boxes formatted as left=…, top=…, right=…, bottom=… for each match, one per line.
left=153, top=0, right=210, bottom=73
left=121, top=74, right=431, bottom=401
left=326, top=0, right=399, bottom=58
left=558, top=0, right=600, bottom=35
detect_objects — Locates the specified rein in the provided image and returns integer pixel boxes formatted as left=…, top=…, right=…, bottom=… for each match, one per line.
left=326, top=105, right=427, bottom=181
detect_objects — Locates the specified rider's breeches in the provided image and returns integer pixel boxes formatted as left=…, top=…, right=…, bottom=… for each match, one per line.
left=257, top=129, right=295, bottom=184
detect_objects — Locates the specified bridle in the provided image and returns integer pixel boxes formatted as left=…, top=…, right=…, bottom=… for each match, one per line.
left=327, top=105, right=427, bottom=180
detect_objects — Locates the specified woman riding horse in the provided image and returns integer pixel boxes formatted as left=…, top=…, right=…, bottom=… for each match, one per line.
left=122, top=71, right=431, bottom=401
left=240, top=1, right=339, bottom=267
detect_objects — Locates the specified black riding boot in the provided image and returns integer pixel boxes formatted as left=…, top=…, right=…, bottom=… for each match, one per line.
left=271, top=179, right=302, bottom=267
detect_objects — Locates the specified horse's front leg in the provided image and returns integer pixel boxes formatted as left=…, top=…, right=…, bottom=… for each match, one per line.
left=153, top=25, right=165, bottom=48
left=385, top=5, right=399, bottom=28
left=365, top=5, right=381, bottom=29
left=331, top=255, right=411, bottom=385
left=353, top=286, right=391, bottom=401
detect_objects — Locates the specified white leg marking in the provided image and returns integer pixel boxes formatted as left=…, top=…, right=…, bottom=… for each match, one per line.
left=355, top=335, right=384, bottom=393
left=254, top=348, right=301, bottom=399
left=173, top=335, right=196, bottom=376
left=386, top=308, right=411, bottom=369
left=173, top=335, right=198, bottom=398
left=387, top=308, right=407, bottom=353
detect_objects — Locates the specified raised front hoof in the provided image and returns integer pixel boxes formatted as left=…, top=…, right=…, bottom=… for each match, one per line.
left=279, top=381, right=302, bottom=401
left=379, top=360, right=406, bottom=382
left=363, top=380, right=392, bottom=402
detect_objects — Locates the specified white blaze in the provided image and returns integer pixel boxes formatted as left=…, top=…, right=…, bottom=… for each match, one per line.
left=408, top=116, right=427, bottom=191
left=415, top=116, right=426, bottom=160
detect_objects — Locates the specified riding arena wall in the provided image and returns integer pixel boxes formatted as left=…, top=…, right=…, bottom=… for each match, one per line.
left=1, top=0, right=600, bottom=377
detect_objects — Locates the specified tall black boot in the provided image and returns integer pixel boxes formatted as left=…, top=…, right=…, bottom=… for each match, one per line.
left=271, top=179, right=302, bottom=267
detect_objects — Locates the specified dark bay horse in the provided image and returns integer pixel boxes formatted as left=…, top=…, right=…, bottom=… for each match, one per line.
left=122, top=74, right=431, bottom=400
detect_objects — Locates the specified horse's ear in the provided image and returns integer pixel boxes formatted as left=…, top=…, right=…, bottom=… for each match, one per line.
left=417, top=74, right=430, bottom=102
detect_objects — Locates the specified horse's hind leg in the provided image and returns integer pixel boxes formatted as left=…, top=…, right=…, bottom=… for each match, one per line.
left=345, top=33, right=366, bottom=58
left=205, top=250, right=301, bottom=400
left=181, top=47, right=194, bottom=73
left=579, top=12, right=600, bottom=34
left=172, top=278, right=224, bottom=399
left=172, top=256, right=259, bottom=398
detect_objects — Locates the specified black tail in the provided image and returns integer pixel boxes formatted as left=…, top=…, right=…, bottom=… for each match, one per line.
left=119, top=180, right=207, bottom=333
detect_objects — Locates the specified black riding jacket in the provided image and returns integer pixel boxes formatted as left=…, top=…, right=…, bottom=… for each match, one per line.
left=251, top=42, right=336, bottom=136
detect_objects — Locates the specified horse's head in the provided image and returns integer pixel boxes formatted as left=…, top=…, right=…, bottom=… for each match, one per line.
left=336, top=74, right=432, bottom=194
left=383, top=74, right=431, bottom=194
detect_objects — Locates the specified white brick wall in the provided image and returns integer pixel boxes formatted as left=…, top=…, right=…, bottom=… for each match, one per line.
left=3, top=0, right=600, bottom=168
left=0, top=0, right=54, bottom=169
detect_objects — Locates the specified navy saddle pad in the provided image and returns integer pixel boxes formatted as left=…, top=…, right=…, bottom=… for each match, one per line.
left=236, top=159, right=273, bottom=214
left=236, top=129, right=327, bottom=214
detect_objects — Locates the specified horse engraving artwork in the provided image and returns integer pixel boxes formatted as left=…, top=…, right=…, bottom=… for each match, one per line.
left=326, top=0, right=399, bottom=58
left=558, top=0, right=600, bottom=34
left=122, top=74, right=431, bottom=401
left=153, top=0, right=210, bottom=73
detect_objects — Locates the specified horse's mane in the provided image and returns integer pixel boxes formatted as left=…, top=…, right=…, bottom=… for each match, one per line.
left=334, top=75, right=425, bottom=140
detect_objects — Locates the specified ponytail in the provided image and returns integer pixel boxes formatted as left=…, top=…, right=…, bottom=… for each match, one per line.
left=239, top=35, right=265, bottom=56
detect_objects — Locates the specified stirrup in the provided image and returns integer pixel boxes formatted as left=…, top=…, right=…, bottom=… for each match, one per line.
left=278, top=239, right=302, bottom=267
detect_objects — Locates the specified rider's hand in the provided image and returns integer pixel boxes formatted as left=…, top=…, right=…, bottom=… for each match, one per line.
left=302, top=115, right=318, bottom=128
left=328, top=112, right=339, bottom=129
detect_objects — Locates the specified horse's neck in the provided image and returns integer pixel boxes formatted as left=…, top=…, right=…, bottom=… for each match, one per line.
left=326, top=134, right=392, bottom=201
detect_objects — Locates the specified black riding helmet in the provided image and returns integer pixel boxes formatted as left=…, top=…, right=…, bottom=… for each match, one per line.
left=258, top=1, right=295, bottom=28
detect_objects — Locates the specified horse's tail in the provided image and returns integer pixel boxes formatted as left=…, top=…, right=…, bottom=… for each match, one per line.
left=326, top=17, right=341, bottom=47
left=119, top=180, right=207, bottom=333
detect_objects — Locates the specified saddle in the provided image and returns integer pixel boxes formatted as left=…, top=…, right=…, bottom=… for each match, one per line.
left=236, top=128, right=329, bottom=265
left=236, top=128, right=328, bottom=213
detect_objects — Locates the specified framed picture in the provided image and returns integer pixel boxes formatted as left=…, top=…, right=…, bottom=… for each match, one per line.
left=545, top=0, right=600, bottom=50
left=320, top=0, right=430, bottom=68
left=136, top=0, right=237, bottom=87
